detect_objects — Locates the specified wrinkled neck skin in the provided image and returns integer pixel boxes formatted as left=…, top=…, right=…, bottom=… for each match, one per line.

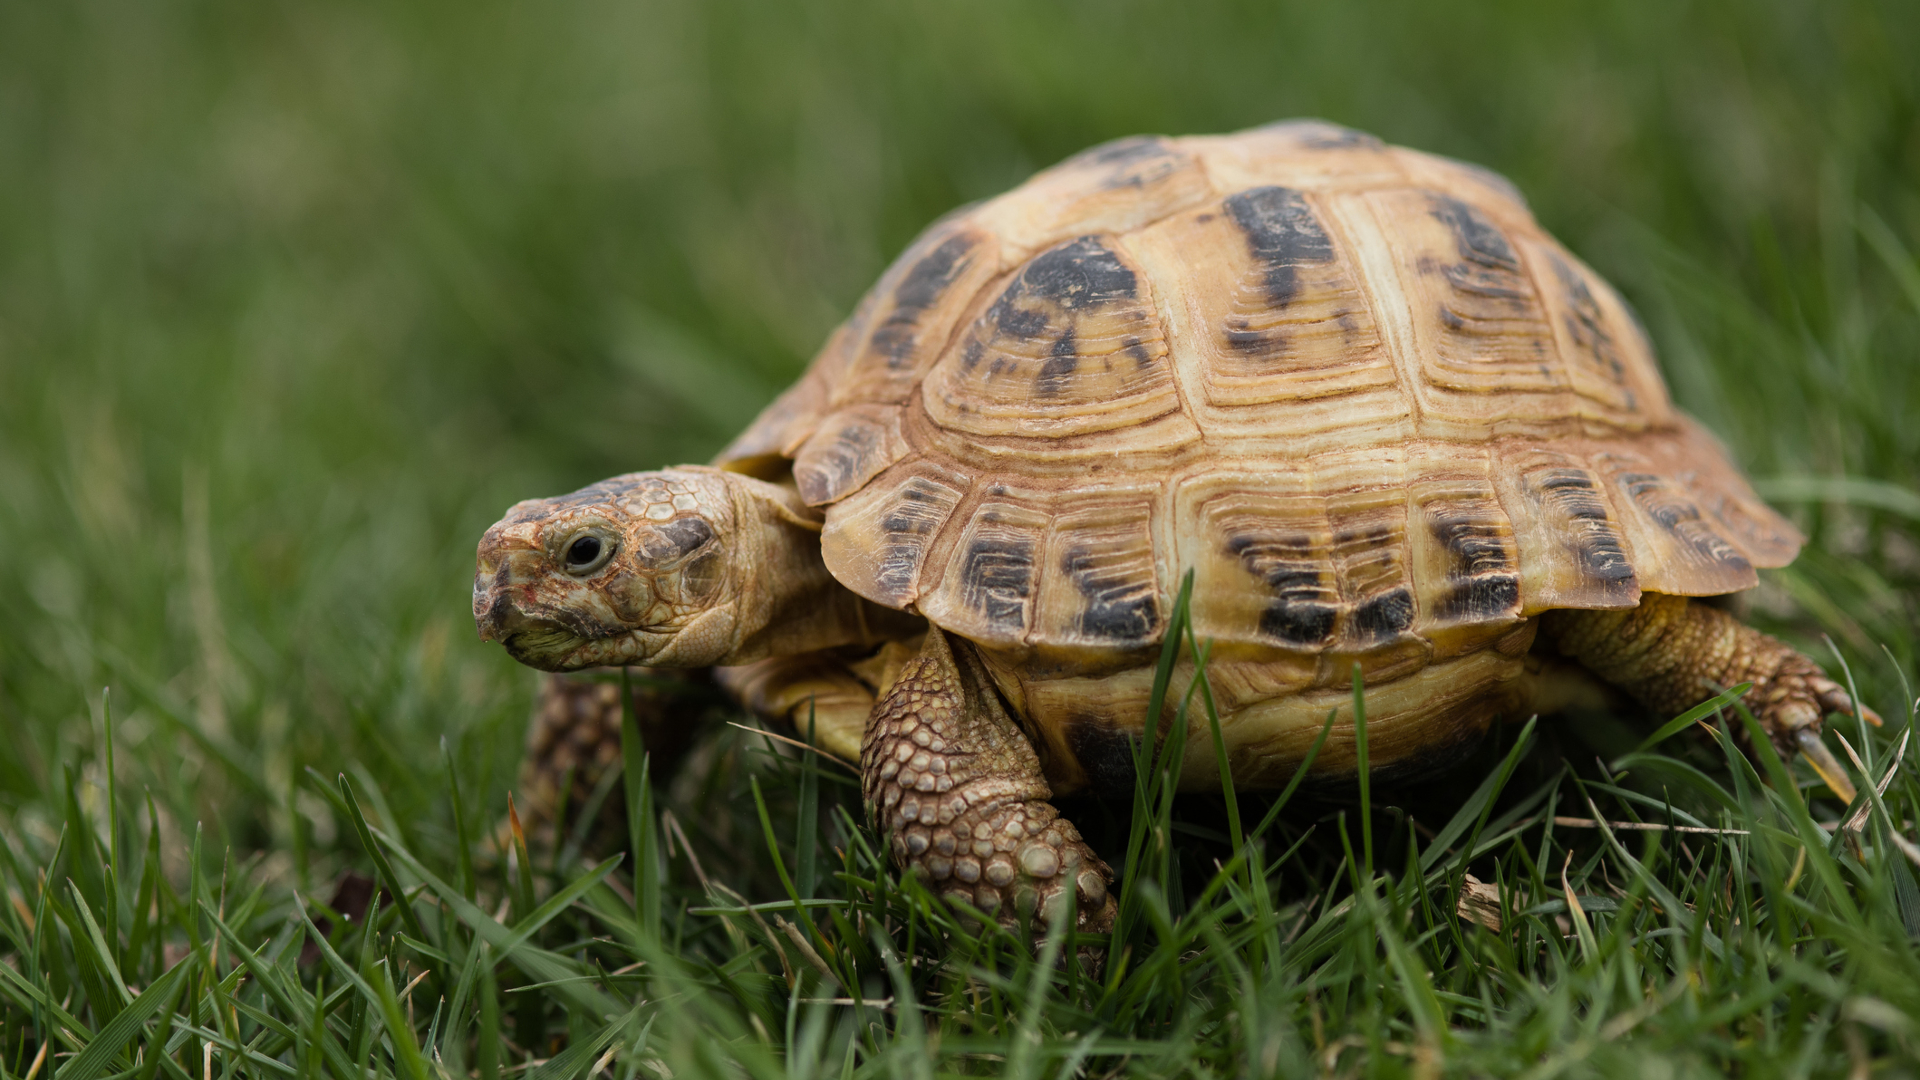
left=705, top=476, right=914, bottom=667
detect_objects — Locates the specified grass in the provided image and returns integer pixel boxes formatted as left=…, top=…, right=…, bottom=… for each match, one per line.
left=3, top=0, right=1919, bottom=1074
left=4, top=598, right=1920, bottom=1078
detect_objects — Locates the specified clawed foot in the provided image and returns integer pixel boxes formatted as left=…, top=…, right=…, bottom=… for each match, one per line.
left=898, top=799, right=1116, bottom=939
left=863, top=628, right=1116, bottom=950
left=1545, top=597, right=1881, bottom=808
left=1751, top=661, right=1879, bottom=805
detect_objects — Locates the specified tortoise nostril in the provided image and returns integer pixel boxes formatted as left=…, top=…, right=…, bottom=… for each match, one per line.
left=478, top=592, right=516, bottom=641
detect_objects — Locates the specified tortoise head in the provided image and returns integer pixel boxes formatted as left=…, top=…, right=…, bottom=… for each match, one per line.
left=474, top=467, right=794, bottom=671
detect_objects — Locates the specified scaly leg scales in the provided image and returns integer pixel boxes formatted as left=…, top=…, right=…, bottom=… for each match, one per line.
left=1543, top=593, right=1873, bottom=798
left=861, top=629, right=1115, bottom=935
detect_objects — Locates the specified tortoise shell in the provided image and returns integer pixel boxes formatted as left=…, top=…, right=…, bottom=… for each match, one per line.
left=720, top=120, right=1798, bottom=665
left=709, top=121, right=1798, bottom=793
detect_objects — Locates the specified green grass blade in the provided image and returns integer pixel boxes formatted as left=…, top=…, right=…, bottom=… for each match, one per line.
left=478, top=957, right=502, bottom=1080
left=373, top=836, right=625, bottom=1019
left=371, top=951, right=430, bottom=1080
left=1419, top=716, right=1539, bottom=874
left=0, top=959, right=93, bottom=1042
left=56, top=950, right=196, bottom=1080
left=749, top=775, right=818, bottom=947
left=1247, top=709, right=1338, bottom=845
left=67, top=880, right=132, bottom=1007
left=620, top=666, right=661, bottom=941
left=1620, top=683, right=1753, bottom=759
left=1194, top=632, right=1242, bottom=863
left=796, top=702, right=820, bottom=901
left=1350, top=664, right=1372, bottom=877
left=442, top=738, right=477, bottom=903
left=334, top=774, right=434, bottom=956
left=529, top=1005, right=636, bottom=1080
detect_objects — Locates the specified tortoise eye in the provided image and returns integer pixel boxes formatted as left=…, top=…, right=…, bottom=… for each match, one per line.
left=561, top=533, right=614, bottom=576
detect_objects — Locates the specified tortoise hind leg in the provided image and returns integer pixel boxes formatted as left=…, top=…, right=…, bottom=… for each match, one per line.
left=1541, top=593, right=1877, bottom=801
left=516, top=668, right=706, bottom=856
left=862, top=628, right=1115, bottom=935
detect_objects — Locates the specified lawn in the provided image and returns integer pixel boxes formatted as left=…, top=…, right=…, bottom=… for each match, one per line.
left=2, top=0, right=1919, bottom=1075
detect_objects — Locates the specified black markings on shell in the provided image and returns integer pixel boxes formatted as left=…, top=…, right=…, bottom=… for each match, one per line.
left=970, top=235, right=1138, bottom=383
left=795, top=419, right=884, bottom=506
left=1413, top=191, right=1556, bottom=383
left=923, top=222, right=1182, bottom=443
left=958, top=530, right=1037, bottom=634
left=1061, top=543, right=1161, bottom=642
left=1255, top=119, right=1385, bottom=150
left=875, top=478, right=963, bottom=599
left=1069, top=136, right=1172, bottom=167
left=1547, top=252, right=1628, bottom=388
left=1035, top=329, right=1079, bottom=398
left=1226, top=530, right=1339, bottom=647
left=1328, top=513, right=1415, bottom=645
left=1429, top=194, right=1520, bottom=273
left=1060, top=135, right=1190, bottom=191
left=1525, top=467, right=1638, bottom=595
left=1224, top=186, right=1336, bottom=308
left=1690, top=483, right=1799, bottom=563
left=1350, top=588, right=1417, bottom=643
left=869, top=232, right=979, bottom=368
left=1425, top=505, right=1521, bottom=623
left=1007, top=236, right=1138, bottom=314
left=1619, top=473, right=1753, bottom=573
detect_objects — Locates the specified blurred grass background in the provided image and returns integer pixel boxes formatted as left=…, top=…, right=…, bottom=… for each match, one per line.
left=1, top=0, right=1916, bottom=887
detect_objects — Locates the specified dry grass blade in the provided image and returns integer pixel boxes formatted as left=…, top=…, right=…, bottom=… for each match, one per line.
left=1551, top=816, right=1750, bottom=836
left=777, top=916, right=842, bottom=989
left=1456, top=874, right=1503, bottom=932
left=1884, top=830, right=1920, bottom=872
left=726, top=722, right=862, bottom=774
left=1837, top=729, right=1910, bottom=833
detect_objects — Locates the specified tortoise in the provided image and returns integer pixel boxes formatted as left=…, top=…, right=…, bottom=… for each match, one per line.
left=474, top=119, right=1873, bottom=935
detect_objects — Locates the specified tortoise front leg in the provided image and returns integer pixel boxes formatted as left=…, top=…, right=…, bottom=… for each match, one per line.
left=862, top=628, right=1115, bottom=935
left=1543, top=593, right=1877, bottom=800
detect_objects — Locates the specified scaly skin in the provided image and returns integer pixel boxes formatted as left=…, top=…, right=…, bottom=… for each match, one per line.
left=1542, top=593, right=1864, bottom=754
left=512, top=669, right=703, bottom=855
left=861, top=628, right=1115, bottom=936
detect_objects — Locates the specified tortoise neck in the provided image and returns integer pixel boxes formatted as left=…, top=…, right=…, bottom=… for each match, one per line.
left=720, top=472, right=918, bottom=664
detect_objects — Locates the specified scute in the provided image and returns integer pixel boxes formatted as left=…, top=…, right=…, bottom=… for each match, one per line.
left=1378, top=188, right=1567, bottom=400
left=1044, top=493, right=1164, bottom=647
left=818, top=459, right=970, bottom=608
left=726, top=120, right=1802, bottom=662
left=966, top=135, right=1214, bottom=256
left=791, top=405, right=907, bottom=507
left=884, top=480, right=1167, bottom=653
left=922, top=235, right=1183, bottom=441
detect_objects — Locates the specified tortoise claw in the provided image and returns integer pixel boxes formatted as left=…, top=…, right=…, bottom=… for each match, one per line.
left=1815, top=681, right=1882, bottom=727
left=1795, top=728, right=1858, bottom=805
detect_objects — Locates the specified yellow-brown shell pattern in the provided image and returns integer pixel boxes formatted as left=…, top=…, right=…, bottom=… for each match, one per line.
left=715, top=120, right=1801, bottom=663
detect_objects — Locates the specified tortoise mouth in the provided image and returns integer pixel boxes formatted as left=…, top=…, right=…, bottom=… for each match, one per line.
left=501, top=628, right=600, bottom=672
left=480, top=594, right=628, bottom=671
